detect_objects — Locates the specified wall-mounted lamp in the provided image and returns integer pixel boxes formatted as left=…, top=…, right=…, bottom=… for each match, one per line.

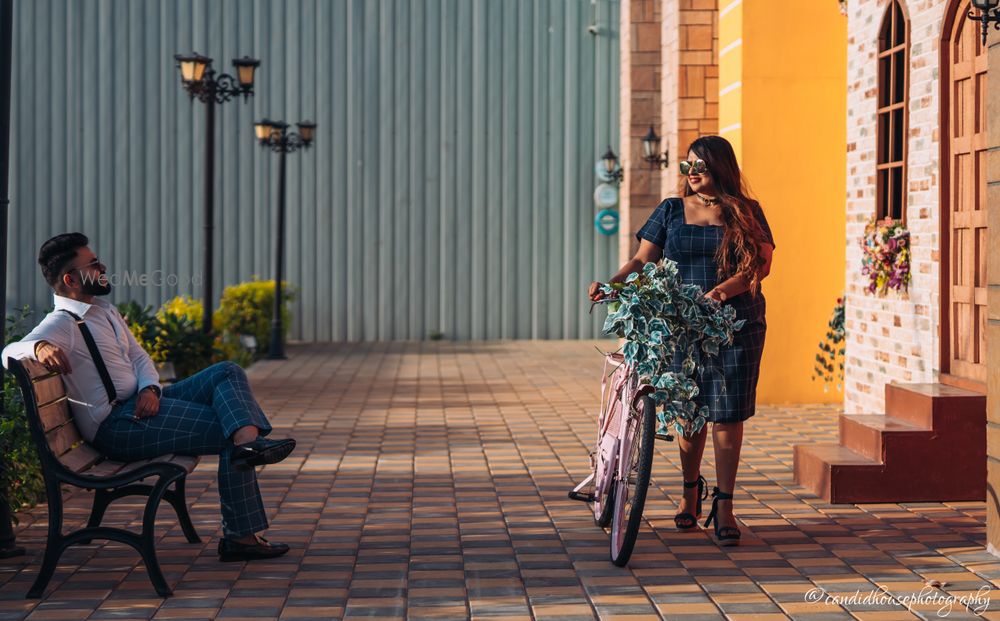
left=969, top=0, right=1000, bottom=45
left=601, top=146, right=624, bottom=185
left=641, top=125, right=669, bottom=169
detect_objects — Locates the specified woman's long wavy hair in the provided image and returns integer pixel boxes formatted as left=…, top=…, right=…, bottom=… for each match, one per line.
left=680, top=135, right=769, bottom=297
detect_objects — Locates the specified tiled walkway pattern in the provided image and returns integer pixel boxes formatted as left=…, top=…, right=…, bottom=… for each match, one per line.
left=0, top=342, right=997, bottom=620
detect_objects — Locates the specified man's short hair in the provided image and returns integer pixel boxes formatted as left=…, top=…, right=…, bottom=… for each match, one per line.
left=38, top=233, right=89, bottom=287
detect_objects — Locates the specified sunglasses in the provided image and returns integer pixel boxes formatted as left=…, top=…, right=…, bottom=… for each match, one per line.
left=68, top=257, right=104, bottom=275
left=679, top=159, right=708, bottom=176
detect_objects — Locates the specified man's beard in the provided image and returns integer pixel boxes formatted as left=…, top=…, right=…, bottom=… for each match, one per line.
left=81, top=274, right=112, bottom=296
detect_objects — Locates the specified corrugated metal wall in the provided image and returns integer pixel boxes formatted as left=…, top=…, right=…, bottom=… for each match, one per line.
left=7, top=0, right=620, bottom=341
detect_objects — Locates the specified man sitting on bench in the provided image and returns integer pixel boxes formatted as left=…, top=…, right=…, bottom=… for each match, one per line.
left=2, top=233, right=296, bottom=562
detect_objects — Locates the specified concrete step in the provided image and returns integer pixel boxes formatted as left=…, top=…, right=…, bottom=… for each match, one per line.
left=792, top=383, right=985, bottom=504
left=839, top=414, right=929, bottom=462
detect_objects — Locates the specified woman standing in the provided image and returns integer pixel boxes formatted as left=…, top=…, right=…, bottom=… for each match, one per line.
left=588, top=135, right=775, bottom=546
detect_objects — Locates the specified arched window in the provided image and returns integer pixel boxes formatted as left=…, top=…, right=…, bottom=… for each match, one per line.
left=876, top=0, right=908, bottom=222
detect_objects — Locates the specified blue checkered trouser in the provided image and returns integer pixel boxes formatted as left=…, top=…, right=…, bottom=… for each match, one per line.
left=93, top=361, right=273, bottom=537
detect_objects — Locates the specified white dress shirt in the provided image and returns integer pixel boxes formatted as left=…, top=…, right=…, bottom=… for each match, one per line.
left=2, top=294, right=161, bottom=442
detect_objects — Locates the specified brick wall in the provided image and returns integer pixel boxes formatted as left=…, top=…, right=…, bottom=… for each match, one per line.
left=844, top=0, right=947, bottom=414
left=660, top=1, right=720, bottom=195
left=619, top=0, right=718, bottom=265
left=618, top=0, right=662, bottom=264
left=677, top=1, right=719, bottom=160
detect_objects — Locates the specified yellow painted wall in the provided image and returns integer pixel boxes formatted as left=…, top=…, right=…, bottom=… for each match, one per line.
left=718, top=0, right=847, bottom=404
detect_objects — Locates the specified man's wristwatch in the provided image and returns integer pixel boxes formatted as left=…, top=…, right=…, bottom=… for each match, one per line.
left=142, top=385, right=162, bottom=399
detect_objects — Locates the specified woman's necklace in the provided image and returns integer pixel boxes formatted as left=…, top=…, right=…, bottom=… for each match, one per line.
left=696, top=192, right=720, bottom=206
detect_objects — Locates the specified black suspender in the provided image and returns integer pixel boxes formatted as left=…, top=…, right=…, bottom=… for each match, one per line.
left=58, top=309, right=120, bottom=407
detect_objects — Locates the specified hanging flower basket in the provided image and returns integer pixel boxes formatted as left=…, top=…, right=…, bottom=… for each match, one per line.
left=860, top=216, right=910, bottom=297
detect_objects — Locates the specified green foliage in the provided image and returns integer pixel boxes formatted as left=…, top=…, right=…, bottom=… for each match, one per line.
left=116, top=280, right=294, bottom=379
left=213, top=332, right=255, bottom=368
left=600, top=261, right=745, bottom=438
left=116, top=301, right=157, bottom=352
left=812, top=296, right=846, bottom=392
left=0, top=306, right=45, bottom=522
left=213, top=278, right=295, bottom=357
left=147, top=296, right=214, bottom=380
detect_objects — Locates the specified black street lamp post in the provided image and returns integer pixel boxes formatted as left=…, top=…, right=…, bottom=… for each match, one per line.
left=174, top=52, right=259, bottom=334
left=253, top=119, right=316, bottom=360
left=0, top=0, right=24, bottom=559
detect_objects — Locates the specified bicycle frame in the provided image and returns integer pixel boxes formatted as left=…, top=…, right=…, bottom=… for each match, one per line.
left=570, top=351, right=646, bottom=522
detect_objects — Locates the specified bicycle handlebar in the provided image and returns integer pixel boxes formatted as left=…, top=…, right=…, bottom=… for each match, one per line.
left=588, top=288, right=619, bottom=314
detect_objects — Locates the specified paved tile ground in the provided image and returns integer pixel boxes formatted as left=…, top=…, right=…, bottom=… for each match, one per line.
left=0, top=342, right=997, bottom=620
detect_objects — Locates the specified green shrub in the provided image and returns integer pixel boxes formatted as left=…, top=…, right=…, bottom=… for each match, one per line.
left=0, top=306, right=45, bottom=522
left=114, top=280, right=295, bottom=380
left=117, top=300, right=157, bottom=352
left=149, top=296, right=214, bottom=380
left=213, top=279, right=295, bottom=357
left=213, top=332, right=255, bottom=368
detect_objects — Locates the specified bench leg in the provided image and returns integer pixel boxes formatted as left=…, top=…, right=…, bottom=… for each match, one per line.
left=79, top=489, right=114, bottom=545
left=27, top=481, right=65, bottom=598
left=80, top=479, right=200, bottom=545
left=164, top=478, right=201, bottom=544
left=138, top=473, right=177, bottom=597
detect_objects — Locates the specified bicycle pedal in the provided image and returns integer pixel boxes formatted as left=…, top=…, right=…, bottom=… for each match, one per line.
left=655, top=433, right=675, bottom=442
left=567, top=490, right=595, bottom=503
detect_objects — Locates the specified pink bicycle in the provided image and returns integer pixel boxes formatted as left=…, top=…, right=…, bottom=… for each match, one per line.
left=569, top=298, right=670, bottom=566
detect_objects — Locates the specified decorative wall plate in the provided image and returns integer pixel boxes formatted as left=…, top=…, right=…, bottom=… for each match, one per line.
left=593, top=183, right=619, bottom=208
left=595, top=209, right=619, bottom=236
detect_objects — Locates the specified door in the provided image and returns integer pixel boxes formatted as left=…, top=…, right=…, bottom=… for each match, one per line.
left=943, top=0, right=988, bottom=385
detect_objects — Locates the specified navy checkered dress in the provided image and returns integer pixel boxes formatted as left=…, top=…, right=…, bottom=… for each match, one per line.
left=636, top=197, right=775, bottom=423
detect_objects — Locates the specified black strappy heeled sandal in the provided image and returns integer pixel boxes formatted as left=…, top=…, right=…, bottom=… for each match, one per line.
left=673, top=474, right=707, bottom=531
left=704, top=487, right=741, bottom=546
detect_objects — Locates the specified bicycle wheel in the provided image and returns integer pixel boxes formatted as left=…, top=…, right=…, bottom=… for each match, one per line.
left=609, top=394, right=656, bottom=566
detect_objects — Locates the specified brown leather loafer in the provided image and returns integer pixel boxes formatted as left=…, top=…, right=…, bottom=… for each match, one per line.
left=218, top=536, right=290, bottom=562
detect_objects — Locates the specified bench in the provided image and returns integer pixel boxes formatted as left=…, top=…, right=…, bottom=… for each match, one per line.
left=7, top=357, right=201, bottom=598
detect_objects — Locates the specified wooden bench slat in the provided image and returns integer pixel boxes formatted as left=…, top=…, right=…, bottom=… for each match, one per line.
left=38, top=397, right=73, bottom=432
left=83, top=458, right=127, bottom=478
left=59, top=445, right=104, bottom=473
left=74, top=453, right=200, bottom=479
left=167, top=455, right=199, bottom=474
left=118, top=454, right=199, bottom=475
left=46, top=422, right=82, bottom=458
left=33, top=372, right=68, bottom=407
left=20, top=358, right=54, bottom=380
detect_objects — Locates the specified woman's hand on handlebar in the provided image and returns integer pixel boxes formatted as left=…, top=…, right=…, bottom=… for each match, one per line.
left=588, top=281, right=606, bottom=301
